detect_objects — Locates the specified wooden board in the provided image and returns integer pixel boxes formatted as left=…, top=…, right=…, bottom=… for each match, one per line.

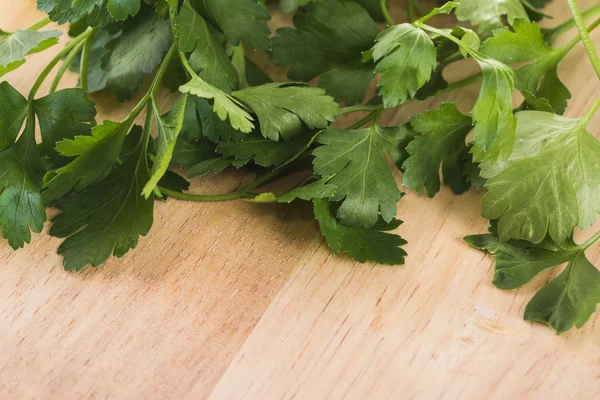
left=1, top=1, right=600, bottom=399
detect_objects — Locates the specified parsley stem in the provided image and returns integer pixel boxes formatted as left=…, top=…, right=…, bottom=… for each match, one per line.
left=379, top=0, right=394, bottom=26
left=29, top=27, right=94, bottom=101
left=407, top=0, right=416, bottom=23
left=582, top=228, right=600, bottom=249
left=337, top=105, right=382, bottom=115
left=49, top=40, right=86, bottom=94
left=126, top=44, right=177, bottom=122
left=547, top=3, right=600, bottom=44
left=27, top=17, right=51, bottom=31
left=567, top=0, right=600, bottom=81
left=347, top=112, right=377, bottom=129
left=158, top=187, right=255, bottom=202
left=80, top=28, right=97, bottom=93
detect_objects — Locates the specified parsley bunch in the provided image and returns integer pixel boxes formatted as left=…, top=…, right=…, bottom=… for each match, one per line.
left=1, top=0, right=600, bottom=333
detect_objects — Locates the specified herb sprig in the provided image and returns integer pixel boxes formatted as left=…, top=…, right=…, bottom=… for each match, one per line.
left=2, top=0, right=600, bottom=334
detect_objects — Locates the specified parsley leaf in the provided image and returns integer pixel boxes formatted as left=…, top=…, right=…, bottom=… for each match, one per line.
left=216, top=134, right=310, bottom=168
left=102, top=12, right=171, bottom=101
left=466, top=226, right=600, bottom=334
left=524, top=252, right=600, bottom=334
left=107, top=0, right=141, bottom=20
left=49, top=126, right=153, bottom=271
left=372, top=23, right=437, bottom=107
left=191, top=0, right=271, bottom=50
left=42, top=119, right=130, bottom=202
left=232, top=83, right=339, bottom=141
left=143, top=94, right=188, bottom=198
left=37, top=0, right=105, bottom=24
left=0, top=29, right=62, bottom=77
left=174, top=0, right=238, bottom=92
left=0, top=82, right=29, bottom=151
left=456, top=0, right=529, bottom=35
left=481, top=111, right=600, bottom=244
left=481, top=19, right=572, bottom=114
left=403, top=103, right=472, bottom=197
left=0, top=117, right=46, bottom=249
left=270, top=1, right=378, bottom=104
left=313, top=124, right=415, bottom=228
left=33, top=89, right=97, bottom=163
left=180, top=75, right=255, bottom=133
left=313, top=199, right=407, bottom=265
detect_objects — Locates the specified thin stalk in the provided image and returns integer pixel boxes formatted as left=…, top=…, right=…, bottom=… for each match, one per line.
left=29, top=28, right=94, bottom=100
left=80, top=28, right=97, bottom=93
left=583, top=228, right=600, bottom=249
left=27, top=17, right=51, bottom=31
left=379, top=0, right=394, bottom=26
left=438, top=72, right=482, bottom=94
left=158, top=187, right=255, bottom=202
left=567, top=0, right=600, bottom=81
left=337, top=104, right=382, bottom=116
left=127, top=44, right=177, bottom=122
left=582, top=96, right=600, bottom=126
left=347, top=112, right=377, bottom=129
left=548, top=3, right=600, bottom=42
left=407, top=0, right=416, bottom=23
left=49, top=40, right=86, bottom=93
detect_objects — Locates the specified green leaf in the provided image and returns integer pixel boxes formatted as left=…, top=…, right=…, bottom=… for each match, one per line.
left=0, top=29, right=61, bottom=77
left=102, top=12, right=171, bottom=101
left=175, top=0, right=238, bottom=92
left=481, top=19, right=571, bottom=114
left=270, top=1, right=378, bottom=103
left=232, top=83, right=339, bottom=141
left=465, top=232, right=581, bottom=289
left=456, top=0, right=529, bottom=35
left=277, top=177, right=337, bottom=203
left=180, top=75, right=254, bottom=133
left=0, top=118, right=46, bottom=249
left=37, top=0, right=105, bottom=23
left=171, top=136, right=216, bottom=168
left=524, top=252, right=600, bottom=334
left=187, top=157, right=235, bottom=177
left=471, top=57, right=516, bottom=153
left=49, top=130, right=153, bottom=271
left=481, top=111, right=600, bottom=244
left=0, top=82, right=29, bottom=151
left=372, top=23, right=437, bottom=108
left=192, top=0, right=271, bottom=50
left=143, top=95, right=188, bottom=198
left=42, top=120, right=130, bottom=202
left=215, top=133, right=310, bottom=167
left=33, top=89, right=97, bottom=163
left=318, top=63, right=375, bottom=106
left=107, top=0, right=140, bottom=20
left=313, top=124, right=414, bottom=228
left=403, top=103, right=472, bottom=197
left=313, top=199, right=407, bottom=265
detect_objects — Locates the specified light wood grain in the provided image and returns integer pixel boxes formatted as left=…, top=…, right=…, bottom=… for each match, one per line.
left=1, top=1, right=600, bottom=399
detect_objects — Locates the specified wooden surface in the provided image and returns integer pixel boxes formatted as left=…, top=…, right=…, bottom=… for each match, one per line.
left=2, top=1, right=600, bottom=399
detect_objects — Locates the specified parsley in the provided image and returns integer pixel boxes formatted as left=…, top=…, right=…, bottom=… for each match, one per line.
left=1, top=0, right=600, bottom=334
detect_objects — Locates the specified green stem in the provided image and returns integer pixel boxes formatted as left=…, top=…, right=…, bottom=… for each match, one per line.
left=548, top=3, right=600, bottom=43
left=337, top=104, right=382, bottom=116
left=347, top=112, right=377, bottom=130
left=29, top=28, right=94, bottom=100
left=438, top=72, right=482, bottom=94
left=49, top=39, right=86, bottom=94
left=127, top=44, right=177, bottom=122
left=567, top=0, right=600, bottom=81
left=158, top=187, right=255, bottom=202
left=80, top=28, right=97, bottom=93
left=582, top=96, right=600, bottom=126
left=583, top=228, right=600, bottom=249
left=407, top=0, right=416, bottom=22
left=379, top=0, right=394, bottom=26
left=27, top=17, right=51, bottom=31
